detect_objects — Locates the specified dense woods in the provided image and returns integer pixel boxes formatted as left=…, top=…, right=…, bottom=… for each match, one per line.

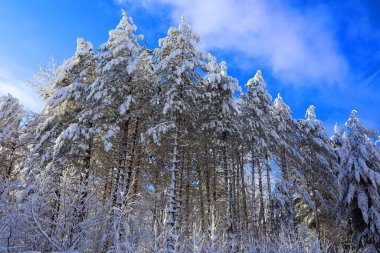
left=1, top=11, right=380, bottom=252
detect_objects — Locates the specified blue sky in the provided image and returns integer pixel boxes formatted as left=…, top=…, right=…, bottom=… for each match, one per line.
left=0, top=0, right=379, bottom=134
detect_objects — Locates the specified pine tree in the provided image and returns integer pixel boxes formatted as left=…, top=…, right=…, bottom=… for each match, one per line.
left=85, top=11, right=152, bottom=252
left=147, top=17, right=207, bottom=253
left=298, top=105, right=338, bottom=246
left=0, top=94, right=26, bottom=250
left=200, top=53, right=241, bottom=250
left=272, top=93, right=301, bottom=233
left=24, top=37, right=99, bottom=251
left=240, top=70, right=276, bottom=237
left=0, top=94, right=25, bottom=178
left=338, top=110, right=380, bottom=250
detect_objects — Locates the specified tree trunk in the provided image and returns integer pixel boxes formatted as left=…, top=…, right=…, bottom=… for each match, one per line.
left=258, top=161, right=266, bottom=237
left=184, top=156, right=191, bottom=235
left=212, top=149, right=217, bottom=206
left=222, top=135, right=236, bottom=252
left=234, top=154, right=242, bottom=248
left=79, top=129, right=92, bottom=220
left=205, top=147, right=212, bottom=225
left=195, top=154, right=206, bottom=232
left=240, top=150, right=248, bottom=231
left=281, top=147, right=297, bottom=233
left=265, top=159, right=274, bottom=238
left=113, top=120, right=130, bottom=208
left=312, top=187, right=322, bottom=250
left=177, top=149, right=185, bottom=227
left=233, top=158, right=240, bottom=234
left=251, top=149, right=257, bottom=236
left=133, top=153, right=142, bottom=196
left=110, top=120, right=129, bottom=252
left=166, top=127, right=178, bottom=253
left=125, top=119, right=139, bottom=203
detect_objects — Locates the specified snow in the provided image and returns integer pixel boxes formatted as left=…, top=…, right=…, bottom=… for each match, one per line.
left=119, top=95, right=133, bottom=115
left=2, top=10, right=380, bottom=253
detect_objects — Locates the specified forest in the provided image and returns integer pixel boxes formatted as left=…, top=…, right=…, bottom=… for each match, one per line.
left=0, top=11, right=380, bottom=253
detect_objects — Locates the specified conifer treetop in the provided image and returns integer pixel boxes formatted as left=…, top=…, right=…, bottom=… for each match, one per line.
left=75, top=37, right=93, bottom=58
left=274, top=93, right=291, bottom=115
left=305, top=105, right=316, bottom=121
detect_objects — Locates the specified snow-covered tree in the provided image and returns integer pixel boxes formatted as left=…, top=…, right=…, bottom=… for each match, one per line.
left=0, top=94, right=25, bottom=177
left=86, top=10, right=153, bottom=252
left=338, top=110, right=380, bottom=250
left=0, top=94, right=26, bottom=250
left=146, top=17, right=207, bottom=252
left=23, top=36, right=100, bottom=251
left=331, top=123, right=346, bottom=173
left=297, top=105, right=338, bottom=245
left=240, top=70, right=277, bottom=237
left=200, top=53, right=241, bottom=250
left=27, top=36, right=96, bottom=175
left=240, top=70, right=275, bottom=157
left=28, top=56, right=58, bottom=100
left=272, top=93, right=301, bottom=233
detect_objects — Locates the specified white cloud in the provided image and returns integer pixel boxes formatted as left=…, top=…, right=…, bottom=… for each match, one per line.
left=0, top=65, right=43, bottom=112
left=118, top=0, right=349, bottom=86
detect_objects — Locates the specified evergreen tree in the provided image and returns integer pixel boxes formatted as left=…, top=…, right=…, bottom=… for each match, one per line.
left=240, top=70, right=276, bottom=237
left=298, top=105, right=338, bottom=246
left=339, top=110, right=380, bottom=250
left=24, top=37, right=99, bottom=252
left=0, top=94, right=26, bottom=250
left=147, top=17, right=207, bottom=253
left=272, top=93, right=301, bottom=233
left=85, top=11, right=151, bottom=252
left=0, top=94, right=25, bottom=178
left=200, top=54, right=241, bottom=250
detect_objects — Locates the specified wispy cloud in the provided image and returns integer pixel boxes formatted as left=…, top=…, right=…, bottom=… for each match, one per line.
left=116, top=0, right=349, bottom=86
left=0, top=60, right=43, bottom=112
